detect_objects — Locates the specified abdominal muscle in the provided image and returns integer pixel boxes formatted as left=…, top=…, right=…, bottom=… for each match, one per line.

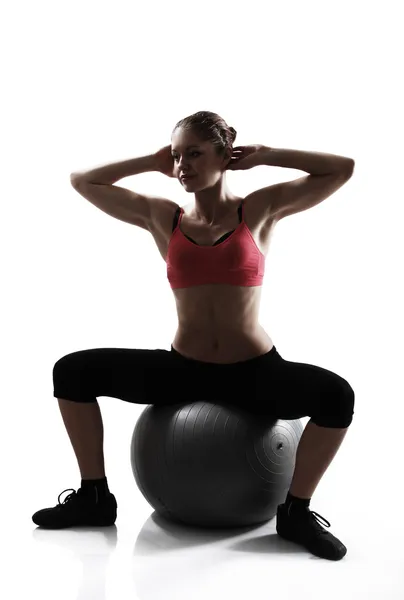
left=171, top=284, right=274, bottom=364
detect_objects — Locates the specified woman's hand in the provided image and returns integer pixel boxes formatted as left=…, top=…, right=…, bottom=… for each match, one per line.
left=154, top=145, right=176, bottom=178
left=227, top=144, right=267, bottom=171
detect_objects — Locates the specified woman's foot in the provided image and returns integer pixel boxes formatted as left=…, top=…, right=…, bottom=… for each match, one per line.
left=276, top=502, right=347, bottom=560
left=32, top=486, right=117, bottom=529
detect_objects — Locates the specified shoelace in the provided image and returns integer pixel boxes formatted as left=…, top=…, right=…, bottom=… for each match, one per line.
left=57, top=487, right=100, bottom=506
left=287, top=504, right=331, bottom=533
left=308, top=511, right=331, bottom=533
left=58, top=488, right=77, bottom=505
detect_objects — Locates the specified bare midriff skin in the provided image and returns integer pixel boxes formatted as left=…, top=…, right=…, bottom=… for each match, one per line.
left=149, top=194, right=277, bottom=364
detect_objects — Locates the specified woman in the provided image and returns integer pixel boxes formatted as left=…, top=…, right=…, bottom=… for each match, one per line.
left=32, top=111, right=355, bottom=561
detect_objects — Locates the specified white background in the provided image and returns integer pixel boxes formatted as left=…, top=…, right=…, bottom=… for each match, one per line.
left=2, top=0, right=403, bottom=598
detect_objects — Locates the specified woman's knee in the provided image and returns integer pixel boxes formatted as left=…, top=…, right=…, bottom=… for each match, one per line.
left=53, top=351, right=93, bottom=403
left=312, top=378, right=355, bottom=428
left=53, top=351, right=84, bottom=378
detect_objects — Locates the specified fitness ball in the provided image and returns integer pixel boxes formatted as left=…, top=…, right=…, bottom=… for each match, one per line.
left=130, top=401, right=304, bottom=528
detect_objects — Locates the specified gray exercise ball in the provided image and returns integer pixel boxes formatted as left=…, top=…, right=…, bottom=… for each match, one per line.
left=130, top=401, right=304, bottom=528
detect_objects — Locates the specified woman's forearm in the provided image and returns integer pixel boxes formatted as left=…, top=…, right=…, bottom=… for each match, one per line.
left=261, top=146, right=355, bottom=175
left=70, top=154, right=159, bottom=185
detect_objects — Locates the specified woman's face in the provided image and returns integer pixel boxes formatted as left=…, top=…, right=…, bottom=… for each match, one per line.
left=171, top=128, right=227, bottom=189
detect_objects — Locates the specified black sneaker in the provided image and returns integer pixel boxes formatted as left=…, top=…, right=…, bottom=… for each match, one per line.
left=32, top=487, right=117, bottom=529
left=276, top=503, right=347, bottom=561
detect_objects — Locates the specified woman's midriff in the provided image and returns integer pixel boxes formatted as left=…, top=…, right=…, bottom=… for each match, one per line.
left=172, top=327, right=273, bottom=364
left=171, top=285, right=274, bottom=364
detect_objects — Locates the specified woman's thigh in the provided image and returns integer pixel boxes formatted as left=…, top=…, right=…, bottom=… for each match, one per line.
left=52, top=347, right=193, bottom=404
left=225, top=349, right=355, bottom=427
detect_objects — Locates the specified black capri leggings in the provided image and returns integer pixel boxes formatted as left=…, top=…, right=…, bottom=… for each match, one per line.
left=53, top=344, right=354, bottom=428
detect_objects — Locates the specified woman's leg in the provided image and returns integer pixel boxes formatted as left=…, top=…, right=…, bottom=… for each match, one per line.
left=288, top=421, right=349, bottom=499
left=57, top=398, right=106, bottom=480
left=251, top=349, right=355, bottom=498
left=52, top=347, right=180, bottom=480
left=247, top=348, right=355, bottom=559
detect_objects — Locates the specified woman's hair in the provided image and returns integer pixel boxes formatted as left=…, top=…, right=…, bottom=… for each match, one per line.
left=172, top=111, right=237, bottom=157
